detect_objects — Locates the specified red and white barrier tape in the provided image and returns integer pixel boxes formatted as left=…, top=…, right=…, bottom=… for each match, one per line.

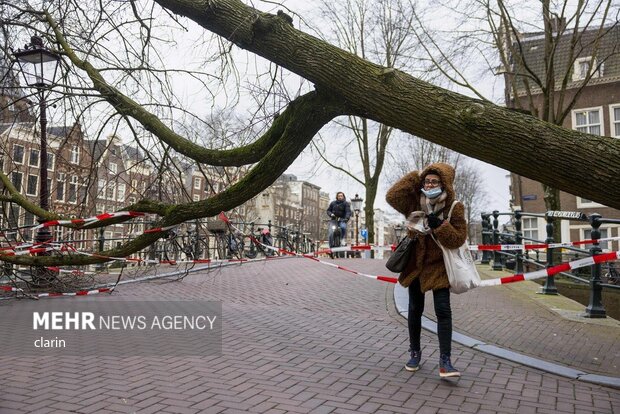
left=34, top=211, right=145, bottom=230
left=479, top=251, right=620, bottom=286
left=470, top=236, right=620, bottom=251
left=220, top=212, right=398, bottom=284
left=0, top=284, right=111, bottom=298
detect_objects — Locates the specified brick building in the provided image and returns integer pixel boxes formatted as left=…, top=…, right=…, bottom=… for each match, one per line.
left=502, top=22, right=620, bottom=251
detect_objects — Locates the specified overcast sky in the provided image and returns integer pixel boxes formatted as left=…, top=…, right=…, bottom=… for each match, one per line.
left=278, top=0, right=513, bottom=217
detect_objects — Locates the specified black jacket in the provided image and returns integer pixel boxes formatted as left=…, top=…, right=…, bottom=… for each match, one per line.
left=327, top=200, right=352, bottom=220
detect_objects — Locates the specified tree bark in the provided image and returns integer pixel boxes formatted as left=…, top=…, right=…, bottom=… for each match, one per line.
left=156, top=0, right=620, bottom=209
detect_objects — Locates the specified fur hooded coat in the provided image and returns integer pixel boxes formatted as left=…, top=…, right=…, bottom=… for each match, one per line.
left=386, top=162, right=468, bottom=292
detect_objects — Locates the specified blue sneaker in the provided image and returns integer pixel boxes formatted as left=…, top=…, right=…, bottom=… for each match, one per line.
left=439, top=354, right=460, bottom=378
left=405, top=349, right=421, bottom=372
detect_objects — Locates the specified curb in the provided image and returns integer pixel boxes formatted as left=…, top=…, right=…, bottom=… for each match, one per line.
left=393, top=283, right=620, bottom=389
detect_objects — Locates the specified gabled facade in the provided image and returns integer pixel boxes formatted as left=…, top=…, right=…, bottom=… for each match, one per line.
left=503, top=23, right=620, bottom=251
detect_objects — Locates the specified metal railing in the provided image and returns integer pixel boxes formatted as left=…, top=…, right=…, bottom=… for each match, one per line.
left=480, top=209, right=619, bottom=318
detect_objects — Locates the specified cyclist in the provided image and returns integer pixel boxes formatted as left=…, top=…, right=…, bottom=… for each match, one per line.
left=326, top=191, right=352, bottom=247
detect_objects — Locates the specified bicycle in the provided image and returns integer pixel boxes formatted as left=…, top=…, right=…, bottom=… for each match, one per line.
left=604, top=263, right=620, bottom=285
left=327, top=217, right=347, bottom=258
left=243, top=222, right=276, bottom=259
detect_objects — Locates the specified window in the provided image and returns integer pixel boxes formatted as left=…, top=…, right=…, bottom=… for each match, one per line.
left=584, top=228, right=609, bottom=250
left=522, top=217, right=539, bottom=242
left=193, top=177, right=201, bottom=190
left=576, top=197, right=604, bottom=208
left=117, top=183, right=126, bottom=201
left=131, top=179, right=137, bottom=189
left=107, top=181, right=116, bottom=200
left=572, top=57, right=602, bottom=81
left=23, top=211, right=35, bottom=241
left=193, top=194, right=200, bottom=202
left=56, top=173, right=65, bottom=201
left=29, top=149, right=40, bottom=167
left=611, top=105, right=620, bottom=138
left=47, top=153, right=55, bottom=170
left=98, top=179, right=106, bottom=196
left=68, top=176, right=78, bottom=203
left=11, top=172, right=23, bottom=191
left=70, top=145, right=80, bottom=164
left=26, top=175, right=38, bottom=195
left=128, top=196, right=136, bottom=204
left=573, top=108, right=602, bottom=135
left=13, top=145, right=24, bottom=164
left=109, top=162, right=117, bottom=174
left=96, top=203, right=105, bottom=214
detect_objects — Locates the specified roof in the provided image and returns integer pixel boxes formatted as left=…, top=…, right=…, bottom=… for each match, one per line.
left=510, top=24, right=620, bottom=92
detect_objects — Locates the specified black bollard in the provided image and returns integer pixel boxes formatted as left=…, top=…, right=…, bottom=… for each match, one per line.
left=584, top=213, right=606, bottom=318
left=539, top=214, right=558, bottom=294
left=492, top=211, right=503, bottom=270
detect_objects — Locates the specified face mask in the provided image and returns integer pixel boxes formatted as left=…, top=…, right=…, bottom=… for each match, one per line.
left=421, top=187, right=443, bottom=199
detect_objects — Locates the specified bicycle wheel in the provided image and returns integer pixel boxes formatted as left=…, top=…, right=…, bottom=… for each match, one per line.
left=163, top=239, right=181, bottom=263
left=332, top=229, right=342, bottom=258
left=244, top=237, right=258, bottom=259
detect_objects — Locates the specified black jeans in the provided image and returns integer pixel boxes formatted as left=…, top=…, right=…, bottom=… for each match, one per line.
left=408, top=278, right=452, bottom=356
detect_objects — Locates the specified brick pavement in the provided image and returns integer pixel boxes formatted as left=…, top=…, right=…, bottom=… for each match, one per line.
left=1, top=258, right=619, bottom=413
left=417, top=264, right=620, bottom=378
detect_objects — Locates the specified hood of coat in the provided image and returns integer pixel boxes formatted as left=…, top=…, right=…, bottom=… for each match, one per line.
left=419, top=162, right=456, bottom=206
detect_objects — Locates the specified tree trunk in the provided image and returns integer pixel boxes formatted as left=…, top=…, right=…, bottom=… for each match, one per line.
left=156, top=0, right=620, bottom=209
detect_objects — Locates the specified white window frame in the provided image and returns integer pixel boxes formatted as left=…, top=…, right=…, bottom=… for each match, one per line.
left=521, top=217, right=540, bottom=243
left=26, top=174, right=38, bottom=196
left=610, top=104, right=620, bottom=139
left=12, top=144, right=24, bottom=164
left=193, top=194, right=200, bottom=202
left=56, top=173, right=65, bottom=202
left=572, top=106, right=603, bottom=136
left=107, top=181, right=116, bottom=200
left=117, top=183, right=126, bottom=202
left=29, top=149, right=40, bottom=167
left=47, top=153, right=55, bottom=171
left=11, top=171, right=23, bottom=191
left=69, top=145, right=80, bottom=164
left=576, top=197, right=605, bottom=209
left=583, top=227, right=610, bottom=251
left=193, top=177, right=201, bottom=190
left=109, top=162, right=117, bottom=174
left=68, top=176, right=78, bottom=204
left=572, top=56, right=603, bottom=82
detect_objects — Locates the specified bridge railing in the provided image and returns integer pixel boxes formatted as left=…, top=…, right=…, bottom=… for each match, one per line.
left=480, top=209, right=619, bottom=318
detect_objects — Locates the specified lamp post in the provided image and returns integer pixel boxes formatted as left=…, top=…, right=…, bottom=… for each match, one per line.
left=394, top=224, right=404, bottom=242
left=14, top=36, right=61, bottom=283
left=351, top=194, right=363, bottom=246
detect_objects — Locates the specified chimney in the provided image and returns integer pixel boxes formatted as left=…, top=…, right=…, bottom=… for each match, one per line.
left=551, top=16, right=566, bottom=33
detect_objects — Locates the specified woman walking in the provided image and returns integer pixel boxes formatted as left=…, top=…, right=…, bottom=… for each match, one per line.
left=386, top=162, right=467, bottom=377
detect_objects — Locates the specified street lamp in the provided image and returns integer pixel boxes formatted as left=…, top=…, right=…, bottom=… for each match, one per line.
left=351, top=193, right=363, bottom=246
left=394, top=224, right=404, bottom=242
left=14, top=35, right=61, bottom=283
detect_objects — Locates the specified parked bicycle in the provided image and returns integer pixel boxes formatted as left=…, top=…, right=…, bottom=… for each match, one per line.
left=604, top=263, right=620, bottom=285
left=159, top=226, right=209, bottom=263
left=243, top=222, right=275, bottom=259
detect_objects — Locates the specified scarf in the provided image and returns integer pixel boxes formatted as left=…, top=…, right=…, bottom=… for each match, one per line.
left=420, top=191, right=448, bottom=217
left=406, top=191, right=448, bottom=235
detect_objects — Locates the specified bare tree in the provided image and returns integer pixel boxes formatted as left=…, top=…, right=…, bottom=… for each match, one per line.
left=309, top=0, right=423, bottom=245
left=0, top=0, right=618, bottom=268
left=409, top=0, right=619, bottom=240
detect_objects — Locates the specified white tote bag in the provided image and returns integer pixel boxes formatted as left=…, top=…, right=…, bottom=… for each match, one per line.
left=431, top=201, right=481, bottom=294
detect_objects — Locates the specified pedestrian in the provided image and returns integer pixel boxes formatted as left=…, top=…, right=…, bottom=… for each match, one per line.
left=326, top=191, right=352, bottom=247
left=386, top=162, right=467, bottom=377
